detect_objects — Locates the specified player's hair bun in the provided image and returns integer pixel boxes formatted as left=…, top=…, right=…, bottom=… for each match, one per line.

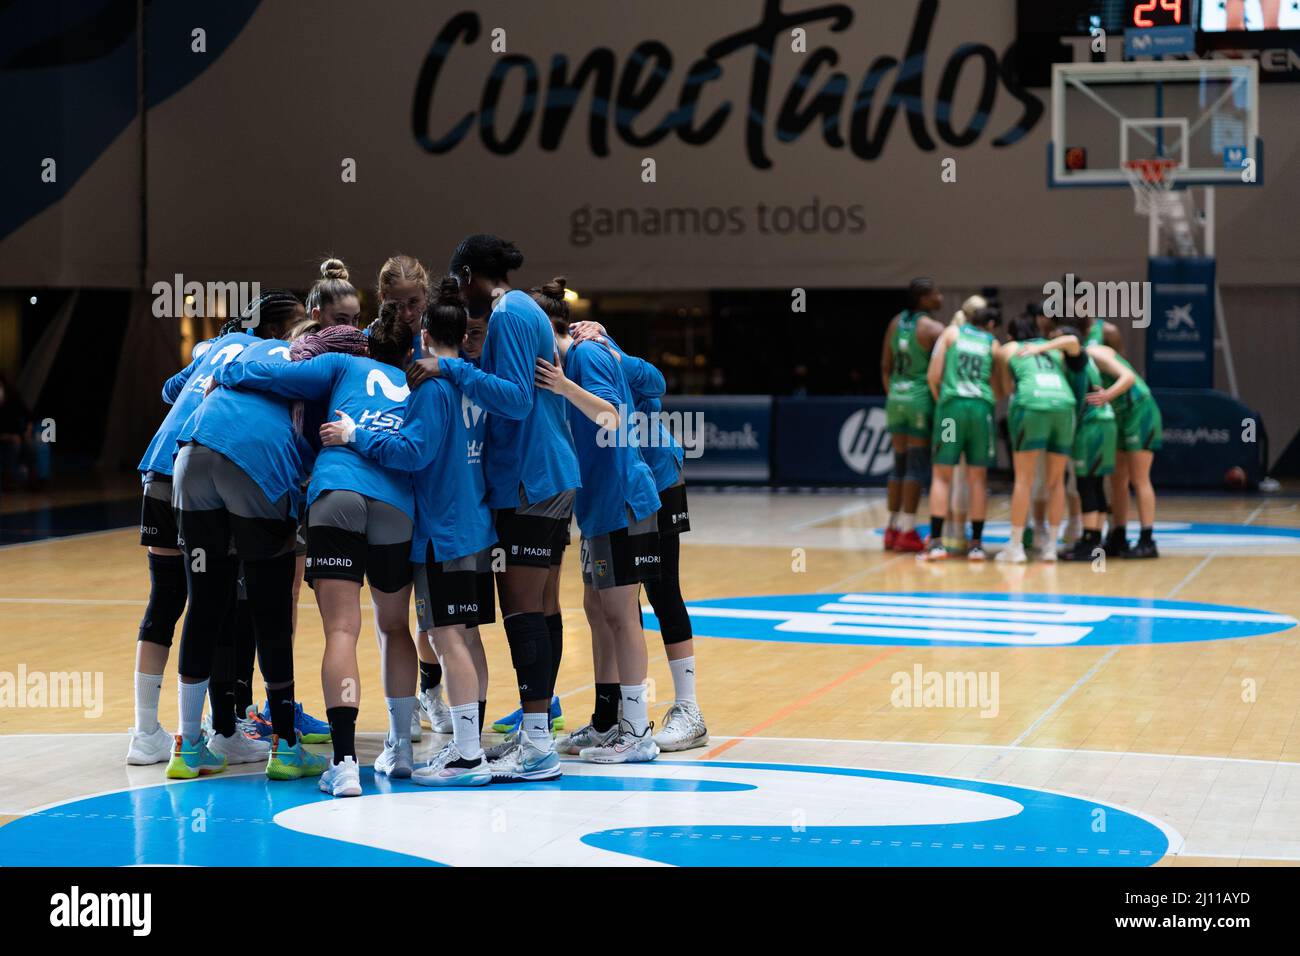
left=539, top=277, right=567, bottom=301
left=321, top=257, right=349, bottom=281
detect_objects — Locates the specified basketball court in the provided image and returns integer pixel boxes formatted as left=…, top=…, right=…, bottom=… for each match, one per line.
left=3, top=5, right=1300, bottom=935
left=3, top=485, right=1298, bottom=867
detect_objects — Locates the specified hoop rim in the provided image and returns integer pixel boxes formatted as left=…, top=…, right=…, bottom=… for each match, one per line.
left=1123, top=158, right=1180, bottom=185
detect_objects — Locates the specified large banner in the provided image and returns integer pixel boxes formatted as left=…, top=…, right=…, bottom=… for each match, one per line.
left=660, top=395, right=773, bottom=482
left=774, top=397, right=893, bottom=485
left=1150, top=389, right=1265, bottom=488
left=1145, top=257, right=1217, bottom=389
left=3, top=0, right=1297, bottom=290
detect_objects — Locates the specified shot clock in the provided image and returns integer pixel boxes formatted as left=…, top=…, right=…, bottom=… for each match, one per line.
left=1130, top=0, right=1187, bottom=28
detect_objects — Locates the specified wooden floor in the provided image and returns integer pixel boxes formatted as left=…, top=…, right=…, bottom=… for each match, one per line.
left=2, top=486, right=1299, bottom=866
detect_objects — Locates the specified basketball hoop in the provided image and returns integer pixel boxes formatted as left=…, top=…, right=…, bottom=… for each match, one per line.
left=1123, top=159, right=1179, bottom=216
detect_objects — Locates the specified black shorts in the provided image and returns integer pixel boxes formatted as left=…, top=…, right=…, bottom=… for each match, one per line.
left=581, top=511, right=661, bottom=590
left=656, top=482, right=690, bottom=535
left=140, top=474, right=180, bottom=549
left=172, top=444, right=296, bottom=561
left=495, top=488, right=575, bottom=569
left=550, top=528, right=570, bottom=566
left=413, top=545, right=497, bottom=629
left=305, top=490, right=413, bottom=592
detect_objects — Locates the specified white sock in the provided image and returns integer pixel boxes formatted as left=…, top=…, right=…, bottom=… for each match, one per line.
left=1010, top=526, right=1025, bottom=551
left=669, top=657, right=697, bottom=705
left=1066, top=516, right=1082, bottom=538
left=887, top=511, right=900, bottom=530
left=522, top=711, right=550, bottom=742
left=386, top=696, right=416, bottom=744
left=899, top=513, right=915, bottom=532
left=135, top=671, right=164, bottom=732
left=621, top=683, right=649, bottom=736
left=179, top=679, right=208, bottom=741
left=450, top=702, right=482, bottom=759
left=1034, top=521, right=1050, bottom=541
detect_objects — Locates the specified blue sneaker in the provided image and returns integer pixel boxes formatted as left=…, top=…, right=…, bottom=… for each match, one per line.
left=490, top=696, right=564, bottom=735
left=259, top=700, right=331, bottom=744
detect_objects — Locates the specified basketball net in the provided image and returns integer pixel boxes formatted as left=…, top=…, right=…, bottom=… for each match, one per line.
left=1123, top=158, right=1179, bottom=217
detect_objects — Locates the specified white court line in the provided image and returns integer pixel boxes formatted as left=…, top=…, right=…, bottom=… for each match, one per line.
left=1164, top=552, right=1216, bottom=599
left=787, top=501, right=876, bottom=533
left=1008, top=647, right=1119, bottom=749
left=556, top=654, right=666, bottom=701
left=817, top=553, right=908, bottom=594
left=4, top=730, right=1297, bottom=770
left=981, top=542, right=1232, bottom=773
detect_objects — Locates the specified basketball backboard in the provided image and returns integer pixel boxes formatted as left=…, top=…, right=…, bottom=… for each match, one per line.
left=1048, top=59, right=1261, bottom=189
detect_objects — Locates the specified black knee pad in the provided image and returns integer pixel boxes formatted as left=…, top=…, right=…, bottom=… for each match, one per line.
left=646, top=584, right=693, bottom=645
left=138, top=553, right=187, bottom=647
left=243, top=551, right=296, bottom=685
left=1078, top=476, right=1108, bottom=515
left=504, top=612, right=552, bottom=701
left=545, top=612, right=563, bottom=695
left=177, top=553, right=238, bottom=679
left=905, top=446, right=931, bottom=485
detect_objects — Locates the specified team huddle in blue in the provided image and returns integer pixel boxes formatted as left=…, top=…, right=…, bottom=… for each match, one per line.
left=125, top=237, right=708, bottom=798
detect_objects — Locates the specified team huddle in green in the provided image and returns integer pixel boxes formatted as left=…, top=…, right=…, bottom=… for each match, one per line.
left=880, top=278, right=1162, bottom=564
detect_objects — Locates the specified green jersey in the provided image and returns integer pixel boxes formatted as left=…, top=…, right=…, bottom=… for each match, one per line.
left=1075, top=357, right=1116, bottom=424
left=1085, top=320, right=1106, bottom=347
left=888, top=310, right=933, bottom=400
left=1007, top=341, right=1075, bottom=411
left=1098, top=352, right=1151, bottom=414
left=939, top=325, right=995, bottom=405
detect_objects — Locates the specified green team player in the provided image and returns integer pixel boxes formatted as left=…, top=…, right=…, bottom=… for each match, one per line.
left=995, top=315, right=1080, bottom=564
left=1025, top=329, right=1135, bottom=562
left=922, top=305, right=1001, bottom=561
left=1089, top=341, right=1162, bottom=558
left=881, top=278, right=945, bottom=553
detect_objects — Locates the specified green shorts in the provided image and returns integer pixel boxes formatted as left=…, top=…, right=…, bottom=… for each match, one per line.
left=1008, top=404, right=1076, bottom=456
left=1073, top=417, right=1117, bottom=477
left=932, top=397, right=995, bottom=467
left=886, top=389, right=934, bottom=440
left=1118, top=395, right=1163, bottom=452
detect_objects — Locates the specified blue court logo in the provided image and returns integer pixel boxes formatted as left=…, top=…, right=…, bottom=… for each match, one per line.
left=645, top=592, right=1296, bottom=647
left=0, top=761, right=1171, bottom=867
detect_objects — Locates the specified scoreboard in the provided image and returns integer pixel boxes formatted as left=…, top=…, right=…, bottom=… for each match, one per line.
left=1014, top=1, right=1300, bottom=84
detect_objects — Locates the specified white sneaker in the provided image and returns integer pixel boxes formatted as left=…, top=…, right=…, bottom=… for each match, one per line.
left=319, top=756, right=362, bottom=797
left=126, top=724, right=173, bottom=765
left=921, top=541, right=948, bottom=562
left=412, top=741, right=491, bottom=787
left=580, top=722, right=660, bottom=764
left=556, top=721, right=619, bottom=755
left=409, top=709, right=423, bottom=742
left=483, top=731, right=519, bottom=762
left=652, top=702, right=709, bottom=752
left=375, top=736, right=414, bottom=778
left=1039, top=541, right=1058, bottom=563
left=996, top=542, right=1028, bottom=564
left=418, top=689, right=453, bottom=733
left=485, top=732, right=562, bottom=783
left=208, top=729, right=272, bottom=764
